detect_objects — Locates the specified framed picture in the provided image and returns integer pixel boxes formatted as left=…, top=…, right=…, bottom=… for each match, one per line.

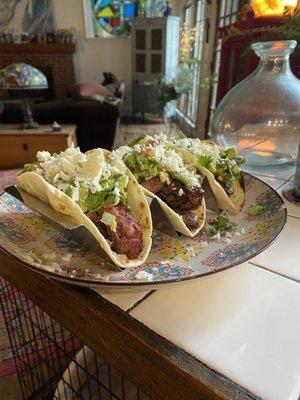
left=0, top=0, right=54, bottom=34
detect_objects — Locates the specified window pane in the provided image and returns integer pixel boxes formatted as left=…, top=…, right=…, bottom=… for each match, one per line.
left=178, top=0, right=206, bottom=123
left=151, top=29, right=163, bottom=50
left=136, top=29, right=146, bottom=50
left=208, top=0, right=241, bottom=128
left=136, top=54, right=146, bottom=73
left=151, top=54, right=162, bottom=73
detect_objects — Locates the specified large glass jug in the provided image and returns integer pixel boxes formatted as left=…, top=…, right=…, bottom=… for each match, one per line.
left=211, top=40, right=300, bottom=166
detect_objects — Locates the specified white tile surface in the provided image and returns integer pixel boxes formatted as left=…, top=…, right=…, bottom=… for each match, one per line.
left=251, top=175, right=285, bottom=190
left=242, top=163, right=295, bottom=181
left=276, top=181, right=300, bottom=219
left=251, top=216, right=300, bottom=280
left=131, top=264, right=300, bottom=400
left=92, top=288, right=150, bottom=311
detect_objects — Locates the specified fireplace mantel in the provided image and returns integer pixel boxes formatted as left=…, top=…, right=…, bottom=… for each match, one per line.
left=0, top=42, right=76, bottom=54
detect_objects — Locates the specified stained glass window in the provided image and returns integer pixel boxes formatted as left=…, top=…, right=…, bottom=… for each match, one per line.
left=92, top=0, right=138, bottom=38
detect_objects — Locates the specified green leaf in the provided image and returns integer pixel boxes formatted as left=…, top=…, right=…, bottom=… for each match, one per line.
left=210, top=216, right=234, bottom=234
left=128, top=134, right=147, bottom=147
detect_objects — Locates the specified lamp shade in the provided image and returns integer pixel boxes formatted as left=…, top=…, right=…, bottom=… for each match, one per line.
left=0, top=63, right=48, bottom=90
left=251, top=0, right=297, bottom=17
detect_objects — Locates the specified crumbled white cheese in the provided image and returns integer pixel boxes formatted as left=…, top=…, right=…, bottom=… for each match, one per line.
left=71, top=186, right=79, bottom=202
left=174, top=137, right=221, bottom=164
left=135, top=270, right=153, bottom=281
left=160, top=260, right=173, bottom=265
left=37, top=151, right=51, bottom=163
left=116, top=134, right=201, bottom=188
left=112, top=186, right=121, bottom=204
left=94, top=273, right=110, bottom=281
left=42, top=253, right=56, bottom=261
left=186, top=246, right=196, bottom=257
left=112, top=145, right=132, bottom=160
left=178, top=188, right=184, bottom=196
left=212, top=232, right=221, bottom=240
left=32, top=145, right=126, bottom=201
left=61, top=253, right=72, bottom=263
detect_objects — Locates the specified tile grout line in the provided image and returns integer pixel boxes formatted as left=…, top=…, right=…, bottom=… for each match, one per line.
left=275, top=173, right=295, bottom=189
left=274, top=177, right=300, bottom=219
left=248, top=262, right=300, bottom=284
left=125, top=290, right=156, bottom=313
left=245, top=172, right=288, bottom=181
left=288, top=214, right=300, bottom=221
left=243, top=170, right=294, bottom=181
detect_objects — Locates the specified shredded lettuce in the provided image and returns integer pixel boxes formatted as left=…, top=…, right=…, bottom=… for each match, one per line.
left=100, top=211, right=117, bottom=232
left=170, top=171, right=190, bottom=185
left=77, top=174, right=128, bottom=213
left=124, top=152, right=159, bottom=181
left=196, top=146, right=245, bottom=189
left=22, top=163, right=37, bottom=173
left=198, top=155, right=211, bottom=168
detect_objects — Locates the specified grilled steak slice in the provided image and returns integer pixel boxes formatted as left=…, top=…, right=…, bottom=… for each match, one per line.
left=177, top=211, right=201, bottom=230
left=87, top=204, right=143, bottom=259
left=158, top=178, right=204, bottom=211
left=142, top=177, right=167, bottom=194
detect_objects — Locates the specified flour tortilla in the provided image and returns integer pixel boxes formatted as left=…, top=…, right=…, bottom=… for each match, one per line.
left=175, top=144, right=245, bottom=213
left=142, top=186, right=206, bottom=237
left=17, top=153, right=152, bottom=269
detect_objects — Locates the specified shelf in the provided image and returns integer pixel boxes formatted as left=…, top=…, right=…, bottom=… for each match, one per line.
left=0, top=43, right=76, bottom=54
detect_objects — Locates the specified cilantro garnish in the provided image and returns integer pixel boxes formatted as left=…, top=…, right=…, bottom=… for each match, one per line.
left=210, top=216, right=234, bottom=235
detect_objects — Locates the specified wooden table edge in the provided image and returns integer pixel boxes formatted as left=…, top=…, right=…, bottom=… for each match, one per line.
left=0, top=249, right=260, bottom=400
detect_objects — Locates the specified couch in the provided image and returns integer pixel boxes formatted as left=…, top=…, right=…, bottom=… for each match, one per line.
left=0, top=97, right=121, bottom=152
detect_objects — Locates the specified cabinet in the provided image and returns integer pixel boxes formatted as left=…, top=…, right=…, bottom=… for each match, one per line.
left=131, top=16, right=180, bottom=117
left=0, top=124, right=77, bottom=169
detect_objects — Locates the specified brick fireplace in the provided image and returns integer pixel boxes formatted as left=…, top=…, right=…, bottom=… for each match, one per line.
left=0, top=43, right=76, bottom=100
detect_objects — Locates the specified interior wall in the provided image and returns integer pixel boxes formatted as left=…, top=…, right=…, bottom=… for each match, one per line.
left=53, top=0, right=182, bottom=113
left=53, top=0, right=131, bottom=85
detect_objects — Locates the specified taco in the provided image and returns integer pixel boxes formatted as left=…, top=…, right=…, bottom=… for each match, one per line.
left=113, top=134, right=206, bottom=237
left=17, top=146, right=152, bottom=268
left=172, top=137, right=245, bottom=212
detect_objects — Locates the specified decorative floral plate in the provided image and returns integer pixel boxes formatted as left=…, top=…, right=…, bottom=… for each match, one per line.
left=0, top=174, right=286, bottom=290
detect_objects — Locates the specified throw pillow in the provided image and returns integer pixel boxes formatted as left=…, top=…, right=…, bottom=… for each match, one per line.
left=73, top=82, right=113, bottom=100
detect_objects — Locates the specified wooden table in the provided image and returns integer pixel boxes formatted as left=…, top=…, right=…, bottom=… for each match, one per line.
left=0, top=124, right=77, bottom=169
left=0, top=163, right=299, bottom=400
left=0, top=250, right=256, bottom=400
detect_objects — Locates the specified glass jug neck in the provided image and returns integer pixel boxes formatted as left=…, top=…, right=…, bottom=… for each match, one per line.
left=251, top=40, right=296, bottom=74
left=258, top=55, right=291, bottom=73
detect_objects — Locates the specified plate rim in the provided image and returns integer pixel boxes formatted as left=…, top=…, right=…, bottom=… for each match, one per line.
left=0, top=172, right=288, bottom=288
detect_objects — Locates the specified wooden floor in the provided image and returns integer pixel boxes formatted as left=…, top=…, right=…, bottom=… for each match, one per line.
left=0, top=374, right=21, bottom=400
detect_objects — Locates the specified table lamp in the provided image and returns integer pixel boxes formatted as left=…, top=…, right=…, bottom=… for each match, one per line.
left=0, top=63, right=48, bottom=129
